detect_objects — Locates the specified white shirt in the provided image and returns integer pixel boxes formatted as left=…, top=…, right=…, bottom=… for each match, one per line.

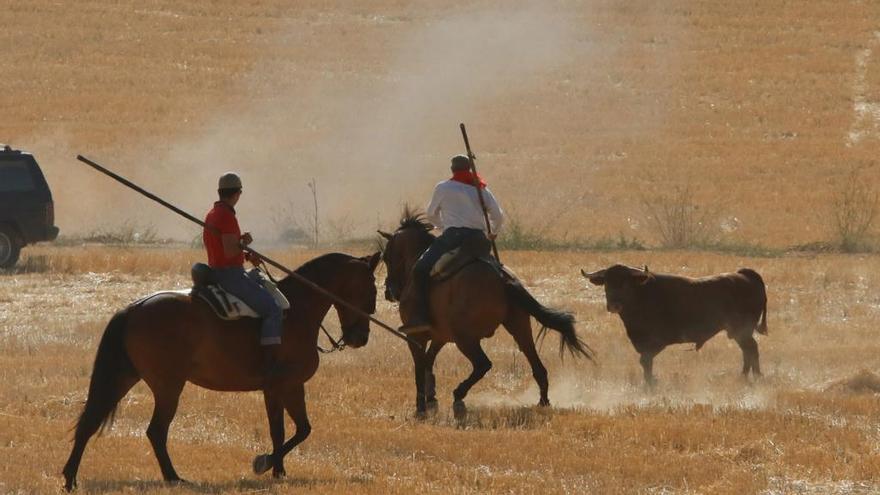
left=425, top=179, right=505, bottom=234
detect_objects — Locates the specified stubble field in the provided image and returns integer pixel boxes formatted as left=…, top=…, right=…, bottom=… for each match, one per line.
left=3, top=0, right=880, bottom=494
left=1, top=246, right=880, bottom=494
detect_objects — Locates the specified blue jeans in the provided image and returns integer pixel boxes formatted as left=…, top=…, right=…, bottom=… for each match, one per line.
left=213, top=266, right=283, bottom=346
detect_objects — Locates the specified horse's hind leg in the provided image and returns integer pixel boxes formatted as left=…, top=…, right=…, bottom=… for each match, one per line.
left=503, top=311, right=549, bottom=406
left=425, top=340, right=445, bottom=410
left=62, top=374, right=139, bottom=492
left=145, top=381, right=185, bottom=483
left=452, top=339, right=492, bottom=415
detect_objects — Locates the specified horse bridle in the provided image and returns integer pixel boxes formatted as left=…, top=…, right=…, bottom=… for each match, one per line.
left=261, top=261, right=346, bottom=354
left=317, top=323, right=346, bottom=354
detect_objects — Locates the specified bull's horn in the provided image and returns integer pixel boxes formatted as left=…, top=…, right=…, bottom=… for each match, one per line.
left=581, top=268, right=604, bottom=278
left=582, top=268, right=607, bottom=285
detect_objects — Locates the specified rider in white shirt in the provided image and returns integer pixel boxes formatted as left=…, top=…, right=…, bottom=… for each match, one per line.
left=399, top=154, right=505, bottom=334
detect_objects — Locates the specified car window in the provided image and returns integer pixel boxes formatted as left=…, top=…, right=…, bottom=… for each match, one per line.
left=0, top=161, right=36, bottom=192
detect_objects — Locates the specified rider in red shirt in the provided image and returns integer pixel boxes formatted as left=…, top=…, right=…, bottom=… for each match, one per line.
left=203, top=173, right=283, bottom=384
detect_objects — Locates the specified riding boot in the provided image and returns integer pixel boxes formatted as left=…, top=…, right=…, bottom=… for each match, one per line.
left=399, top=275, right=432, bottom=336
left=261, top=344, right=283, bottom=388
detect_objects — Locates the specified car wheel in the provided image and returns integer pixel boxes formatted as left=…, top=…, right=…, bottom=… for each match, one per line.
left=0, top=228, right=21, bottom=269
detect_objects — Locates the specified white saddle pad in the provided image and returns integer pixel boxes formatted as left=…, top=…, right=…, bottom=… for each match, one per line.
left=139, top=276, right=289, bottom=321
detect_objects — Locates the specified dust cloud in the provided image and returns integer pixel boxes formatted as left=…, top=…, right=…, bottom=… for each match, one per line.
left=471, top=369, right=775, bottom=413
left=111, top=1, right=585, bottom=242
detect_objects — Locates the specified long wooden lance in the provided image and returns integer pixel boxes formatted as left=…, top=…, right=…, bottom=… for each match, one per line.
left=459, top=123, right=501, bottom=263
left=75, top=154, right=421, bottom=348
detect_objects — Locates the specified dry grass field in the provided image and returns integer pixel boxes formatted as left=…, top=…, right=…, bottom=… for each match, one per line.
left=2, top=0, right=880, bottom=245
left=2, top=246, right=880, bottom=494
left=3, top=0, right=880, bottom=494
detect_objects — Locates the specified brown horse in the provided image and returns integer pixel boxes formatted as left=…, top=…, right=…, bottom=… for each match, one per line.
left=62, top=252, right=380, bottom=491
left=379, top=211, right=593, bottom=416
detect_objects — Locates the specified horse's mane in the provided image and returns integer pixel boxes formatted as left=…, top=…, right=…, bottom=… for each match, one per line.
left=397, top=206, right=435, bottom=240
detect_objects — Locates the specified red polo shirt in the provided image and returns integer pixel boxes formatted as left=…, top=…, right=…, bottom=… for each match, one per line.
left=204, top=201, right=244, bottom=268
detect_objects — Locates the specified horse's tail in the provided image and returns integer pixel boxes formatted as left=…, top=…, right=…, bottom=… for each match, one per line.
left=738, top=268, right=768, bottom=335
left=504, top=278, right=595, bottom=361
left=74, top=309, right=139, bottom=436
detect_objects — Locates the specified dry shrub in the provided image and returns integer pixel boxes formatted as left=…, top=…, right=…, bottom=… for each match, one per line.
left=831, top=167, right=878, bottom=252
left=640, top=184, right=719, bottom=249
left=271, top=200, right=313, bottom=245
left=73, top=221, right=160, bottom=245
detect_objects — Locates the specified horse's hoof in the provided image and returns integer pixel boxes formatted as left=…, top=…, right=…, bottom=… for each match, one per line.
left=63, top=478, right=76, bottom=492
left=538, top=398, right=550, bottom=407
left=452, top=400, right=467, bottom=419
left=272, top=469, right=287, bottom=479
left=168, top=477, right=189, bottom=485
left=426, top=399, right=439, bottom=412
left=253, top=454, right=272, bottom=475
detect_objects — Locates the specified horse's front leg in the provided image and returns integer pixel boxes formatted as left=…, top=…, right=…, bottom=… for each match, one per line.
left=254, top=391, right=286, bottom=478
left=254, top=383, right=311, bottom=475
left=425, top=340, right=445, bottom=411
left=407, top=338, right=429, bottom=416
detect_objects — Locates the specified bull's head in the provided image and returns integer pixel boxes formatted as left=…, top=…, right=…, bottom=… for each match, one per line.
left=581, top=264, right=653, bottom=314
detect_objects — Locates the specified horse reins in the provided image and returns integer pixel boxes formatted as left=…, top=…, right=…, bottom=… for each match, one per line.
left=260, top=260, right=346, bottom=354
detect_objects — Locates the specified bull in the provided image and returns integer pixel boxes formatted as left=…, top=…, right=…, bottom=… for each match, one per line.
left=581, top=264, right=768, bottom=386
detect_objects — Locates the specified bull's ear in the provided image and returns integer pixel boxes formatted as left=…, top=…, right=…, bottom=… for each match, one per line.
left=377, top=230, right=393, bottom=241
left=634, top=270, right=653, bottom=285
left=366, top=251, right=381, bottom=272
left=581, top=268, right=606, bottom=286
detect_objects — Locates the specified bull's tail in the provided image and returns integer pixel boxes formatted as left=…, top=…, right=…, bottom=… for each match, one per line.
left=738, top=268, right=768, bottom=335
left=504, top=278, right=595, bottom=361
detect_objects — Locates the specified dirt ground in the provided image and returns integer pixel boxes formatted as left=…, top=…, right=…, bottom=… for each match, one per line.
left=1, top=247, right=879, bottom=494
left=2, top=0, right=880, bottom=245
left=2, top=0, right=880, bottom=493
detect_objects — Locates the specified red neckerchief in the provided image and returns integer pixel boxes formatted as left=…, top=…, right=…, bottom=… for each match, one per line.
left=451, top=170, right=486, bottom=189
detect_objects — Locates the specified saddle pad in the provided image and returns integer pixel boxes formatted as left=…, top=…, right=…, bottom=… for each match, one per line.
left=430, top=247, right=463, bottom=278
left=197, top=286, right=261, bottom=320
left=136, top=281, right=289, bottom=322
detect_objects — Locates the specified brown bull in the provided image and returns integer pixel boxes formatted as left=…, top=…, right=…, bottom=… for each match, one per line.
left=582, top=264, right=767, bottom=386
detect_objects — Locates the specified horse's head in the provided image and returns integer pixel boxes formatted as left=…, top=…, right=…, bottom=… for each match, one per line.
left=330, top=252, right=381, bottom=348
left=378, top=210, right=434, bottom=302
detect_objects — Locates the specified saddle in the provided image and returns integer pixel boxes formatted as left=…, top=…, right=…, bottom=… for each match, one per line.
left=429, top=233, right=504, bottom=281
left=189, top=263, right=290, bottom=320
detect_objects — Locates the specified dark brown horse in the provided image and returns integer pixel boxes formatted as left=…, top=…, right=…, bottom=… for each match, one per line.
left=62, top=252, right=380, bottom=491
left=379, top=211, right=593, bottom=416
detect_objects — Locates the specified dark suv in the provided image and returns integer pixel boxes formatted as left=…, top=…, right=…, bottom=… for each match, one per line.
left=0, top=145, right=59, bottom=268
